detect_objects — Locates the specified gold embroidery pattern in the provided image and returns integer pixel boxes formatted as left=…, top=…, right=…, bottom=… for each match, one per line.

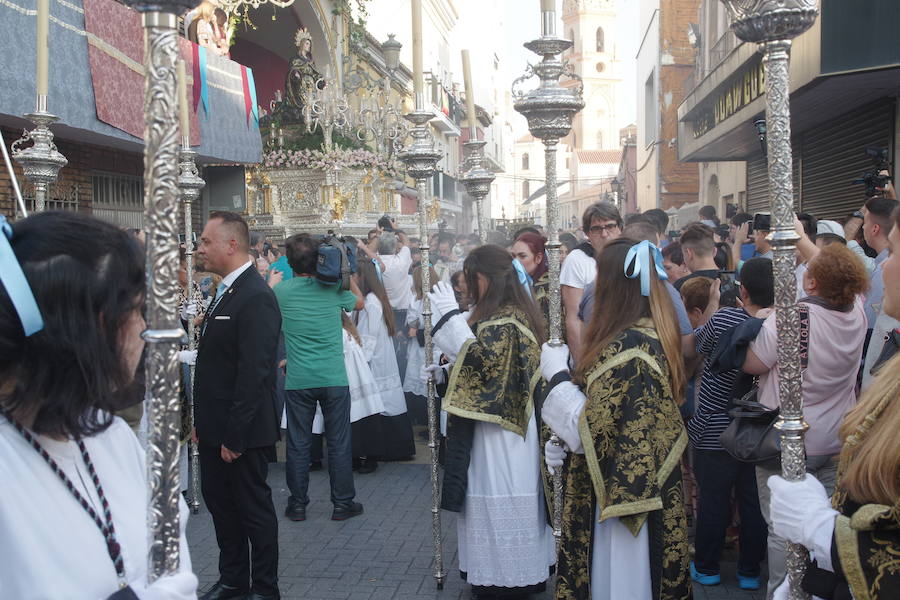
left=555, top=326, right=691, bottom=600
left=442, top=306, right=542, bottom=437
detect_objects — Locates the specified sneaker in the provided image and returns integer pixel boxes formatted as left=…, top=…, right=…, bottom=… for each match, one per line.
left=331, top=501, right=364, bottom=521
left=284, top=499, right=306, bottom=522
left=737, top=574, right=761, bottom=590
left=690, top=562, right=721, bottom=586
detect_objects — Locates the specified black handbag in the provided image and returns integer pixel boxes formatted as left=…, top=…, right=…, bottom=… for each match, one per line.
left=718, top=305, right=810, bottom=465
left=718, top=387, right=781, bottom=464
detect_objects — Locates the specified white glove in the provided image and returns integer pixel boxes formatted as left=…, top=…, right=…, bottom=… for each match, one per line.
left=177, top=350, right=197, bottom=366
left=544, top=438, right=567, bottom=475
left=428, top=281, right=459, bottom=323
left=540, top=342, right=571, bottom=381
left=423, top=363, right=447, bottom=385
left=180, top=302, right=198, bottom=321
left=133, top=570, right=198, bottom=600
left=768, top=474, right=838, bottom=554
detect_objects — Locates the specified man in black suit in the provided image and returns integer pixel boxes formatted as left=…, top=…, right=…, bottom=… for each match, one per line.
left=192, top=211, right=281, bottom=600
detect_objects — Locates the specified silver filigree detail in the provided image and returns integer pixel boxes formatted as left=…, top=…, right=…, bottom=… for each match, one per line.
left=721, top=1, right=820, bottom=595
left=514, top=20, right=585, bottom=556
left=11, top=101, right=68, bottom=213
left=122, top=6, right=194, bottom=579
left=178, top=146, right=204, bottom=515
left=461, top=140, right=494, bottom=243
left=399, top=107, right=446, bottom=590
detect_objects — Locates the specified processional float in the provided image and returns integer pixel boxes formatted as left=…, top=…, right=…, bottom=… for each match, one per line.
left=512, top=0, right=584, bottom=548
left=121, top=0, right=199, bottom=578
left=719, top=1, right=819, bottom=597
left=398, top=0, right=446, bottom=589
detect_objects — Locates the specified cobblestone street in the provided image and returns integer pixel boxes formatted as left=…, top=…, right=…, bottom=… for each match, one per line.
left=187, top=461, right=764, bottom=600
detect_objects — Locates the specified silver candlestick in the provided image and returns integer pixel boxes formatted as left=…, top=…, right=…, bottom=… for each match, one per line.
left=720, top=2, right=818, bottom=598
left=122, top=0, right=199, bottom=580
left=12, top=95, right=67, bottom=212
left=399, top=107, right=446, bottom=590
left=461, top=139, right=494, bottom=243
left=177, top=138, right=204, bottom=517
left=513, top=1, right=584, bottom=550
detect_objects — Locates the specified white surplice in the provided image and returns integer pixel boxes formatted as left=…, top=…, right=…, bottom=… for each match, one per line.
left=357, top=293, right=407, bottom=416
left=456, top=412, right=556, bottom=588
left=0, top=415, right=197, bottom=599
left=307, top=329, right=386, bottom=433
left=402, top=298, right=427, bottom=397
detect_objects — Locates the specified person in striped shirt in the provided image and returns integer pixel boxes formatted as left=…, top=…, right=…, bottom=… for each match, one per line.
left=684, top=257, right=775, bottom=591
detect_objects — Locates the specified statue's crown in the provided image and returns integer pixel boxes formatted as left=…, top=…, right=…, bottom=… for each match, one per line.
left=295, top=28, right=313, bottom=48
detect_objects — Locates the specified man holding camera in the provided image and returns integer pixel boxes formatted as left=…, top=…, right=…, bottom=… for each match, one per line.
left=274, top=234, right=365, bottom=523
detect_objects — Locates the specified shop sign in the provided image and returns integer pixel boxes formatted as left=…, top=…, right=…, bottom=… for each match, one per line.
left=691, top=55, right=765, bottom=139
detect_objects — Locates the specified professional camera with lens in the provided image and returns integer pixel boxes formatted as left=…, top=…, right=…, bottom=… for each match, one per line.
left=852, top=147, right=892, bottom=197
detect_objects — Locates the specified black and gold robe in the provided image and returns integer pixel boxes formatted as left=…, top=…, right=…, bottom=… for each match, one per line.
left=439, top=305, right=542, bottom=510
left=824, top=408, right=900, bottom=600
left=557, top=321, right=691, bottom=600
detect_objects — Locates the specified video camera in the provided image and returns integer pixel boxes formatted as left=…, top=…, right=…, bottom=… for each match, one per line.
left=852, top=147, right=892, bottom=197
left=313, top=233, right=357, bottom=290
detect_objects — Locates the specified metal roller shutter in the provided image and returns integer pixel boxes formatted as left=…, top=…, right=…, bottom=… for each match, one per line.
left=746, top=154, right=769, bottom=215
left=800, top=100, right=895, bottom=219
left=745, top=140, right=801, bottom=216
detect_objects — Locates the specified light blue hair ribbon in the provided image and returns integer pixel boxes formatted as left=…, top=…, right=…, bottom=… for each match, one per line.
left=0, top=216, right=43, bottom=336
left=624, top=240, right=668, bottom=297
left=511, top=258, right=533, bottom=298
left=372, top=258, right=383, bottom=283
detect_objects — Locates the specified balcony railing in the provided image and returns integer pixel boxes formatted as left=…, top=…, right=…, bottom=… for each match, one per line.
left=708, top=30, right=738, bottom=73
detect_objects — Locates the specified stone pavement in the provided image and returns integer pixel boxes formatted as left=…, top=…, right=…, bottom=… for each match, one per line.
left=187, top=461, right=765, bottom=600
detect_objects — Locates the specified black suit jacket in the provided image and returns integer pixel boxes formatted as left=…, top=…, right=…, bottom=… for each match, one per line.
left=194, top=266, right=281, bottom=453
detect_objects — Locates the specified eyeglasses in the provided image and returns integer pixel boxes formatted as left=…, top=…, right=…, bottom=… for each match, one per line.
left=589, top=223, right=620, bottom=234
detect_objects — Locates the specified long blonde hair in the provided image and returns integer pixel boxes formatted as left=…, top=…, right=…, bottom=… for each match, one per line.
left=837, top=352, right=900, bottom=506
left=576, top=238, right=685, bottom=404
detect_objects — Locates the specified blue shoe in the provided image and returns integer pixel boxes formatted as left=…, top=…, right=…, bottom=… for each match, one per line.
left=737, top=574, right=761, bottom=590
left=690, top=562, right=721, bottom=586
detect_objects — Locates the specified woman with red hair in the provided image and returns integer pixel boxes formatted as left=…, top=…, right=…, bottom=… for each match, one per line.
left=512, top=232, right=551, bottom=333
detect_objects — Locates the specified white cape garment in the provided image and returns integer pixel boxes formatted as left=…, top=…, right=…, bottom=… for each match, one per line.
left=280, top=329, right=385, bottom=431
left=357, top=293, right=407, bottom=416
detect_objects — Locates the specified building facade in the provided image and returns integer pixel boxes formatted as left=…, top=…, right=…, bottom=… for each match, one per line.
left=635, top=0, right=701, bottom=212
left=678, top=0, right=900, bottom=220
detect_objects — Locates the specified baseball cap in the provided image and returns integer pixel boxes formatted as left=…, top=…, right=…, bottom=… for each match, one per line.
left=816, top=220, right=845, bottom=241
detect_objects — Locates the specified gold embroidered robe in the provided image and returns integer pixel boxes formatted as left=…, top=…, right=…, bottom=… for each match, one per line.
left=556, top=322, right=691, bottom=600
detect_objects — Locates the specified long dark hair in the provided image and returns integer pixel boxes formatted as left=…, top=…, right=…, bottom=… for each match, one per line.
left=0, top=211, right=145, bottom=438
left=356, top=258, right=396, bottom=336
left=464, top=245, right=545, bottom=343
left=575, top=238, right=685, bottom=403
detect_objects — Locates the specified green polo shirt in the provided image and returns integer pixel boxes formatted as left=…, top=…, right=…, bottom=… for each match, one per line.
left=274, top=276, right=358, bottom=390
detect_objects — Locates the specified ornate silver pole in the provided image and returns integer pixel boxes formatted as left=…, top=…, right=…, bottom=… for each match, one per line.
left=720, top=2, right=819, bottom=598
left=400, top=107, right=446, bottom=590
left=461, top=140, right=494, bottom=243
left=513, top=1, right=583, bottom=547
left=177, top=136, right=204, bottom=516
left=12, top=95, right=67, bottom=212
left=123, top=0, right=198, bottom=579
